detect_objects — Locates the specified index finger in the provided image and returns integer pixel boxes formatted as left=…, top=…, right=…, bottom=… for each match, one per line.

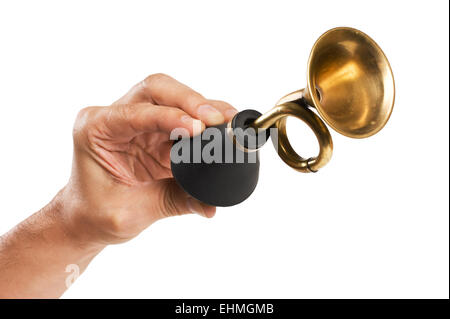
left=116, top=73, right=237, bottom=126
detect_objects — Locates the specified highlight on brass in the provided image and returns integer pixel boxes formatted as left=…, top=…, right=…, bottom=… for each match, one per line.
left=251, top=27, right=395, bottom=173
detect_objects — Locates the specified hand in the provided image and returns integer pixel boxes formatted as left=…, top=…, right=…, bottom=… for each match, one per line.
left=61, top=73, right=238, bottom=246
left=0, top=73, right=238, bottom=298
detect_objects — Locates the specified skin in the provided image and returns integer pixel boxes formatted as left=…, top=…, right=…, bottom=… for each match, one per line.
left=0, top=74, right=238, bottom=298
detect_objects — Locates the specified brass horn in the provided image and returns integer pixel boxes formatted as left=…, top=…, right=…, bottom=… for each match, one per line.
left=170, top=27, right=395, bottom=207
left=251, top=27, right=395, bottom=172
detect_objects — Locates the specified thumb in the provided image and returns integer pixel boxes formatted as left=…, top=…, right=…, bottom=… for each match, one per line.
left=157, top=180, right=216, bottom=219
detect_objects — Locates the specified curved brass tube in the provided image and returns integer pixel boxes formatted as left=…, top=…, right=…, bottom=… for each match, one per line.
left=251, top=90, right=333, bottom=173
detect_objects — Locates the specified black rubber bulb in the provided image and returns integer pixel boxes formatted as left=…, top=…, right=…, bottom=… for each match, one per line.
left=170, top=109, right=269, bottom=207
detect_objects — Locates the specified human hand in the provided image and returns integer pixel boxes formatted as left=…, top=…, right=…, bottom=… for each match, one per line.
left=61, top=74, right=238, bottom=246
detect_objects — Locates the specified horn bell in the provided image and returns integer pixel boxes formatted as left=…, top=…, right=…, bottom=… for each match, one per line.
left=306, top=27, right=395, bottom=138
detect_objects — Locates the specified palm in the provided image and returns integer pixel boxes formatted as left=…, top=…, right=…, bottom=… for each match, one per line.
left=96, top=131, right=174, bottom=184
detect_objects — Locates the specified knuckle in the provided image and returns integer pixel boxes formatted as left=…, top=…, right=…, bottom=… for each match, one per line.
left=113, top=103, right=144, bottom=130
left=75, top=106, right=96, bottom=123
left=114, top=103, right=135, bottom=121
left=144, top=73, right=170, bottom=86
left=141, top=73, right=171, bottom=103
left=73, top=106, right=101, bottom=141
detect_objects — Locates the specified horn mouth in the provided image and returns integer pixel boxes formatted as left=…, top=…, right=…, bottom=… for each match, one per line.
left=307, top=27, right=395, bottom=139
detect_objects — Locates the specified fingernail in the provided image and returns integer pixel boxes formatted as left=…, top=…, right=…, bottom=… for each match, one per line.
left=187, top=197, right=205, bottom=217
left=181, top=115, right=194, bottom=125
left=225, top=109, right=238, bottom=120
left=197, top=104, right=225, bottom=125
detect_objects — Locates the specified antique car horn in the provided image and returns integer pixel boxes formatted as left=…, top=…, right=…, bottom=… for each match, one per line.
left=171, top=27, right=395, bottom=207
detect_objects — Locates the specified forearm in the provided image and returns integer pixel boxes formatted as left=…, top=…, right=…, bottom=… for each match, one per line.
left=0, top=190, right=105, bottom=298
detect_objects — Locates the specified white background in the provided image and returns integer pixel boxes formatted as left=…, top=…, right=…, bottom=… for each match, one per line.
left=0, top=0, right=448, bottom=299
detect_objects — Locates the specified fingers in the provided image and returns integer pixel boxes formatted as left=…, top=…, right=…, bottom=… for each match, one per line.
left=117, top=73, right=238, bottom=126
left=142, top=74, right=225, bottom=126
left=158, top=180, right=216, bottom=219
left=208, top=99, right=239, bottom=121
left=104, top=103, right=205, bottom=138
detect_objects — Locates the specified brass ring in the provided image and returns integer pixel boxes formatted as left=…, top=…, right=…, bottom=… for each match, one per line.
left=252, top=102, right=333, bottom=173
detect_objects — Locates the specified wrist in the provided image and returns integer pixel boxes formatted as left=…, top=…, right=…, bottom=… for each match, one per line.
left=0, top=189, right=105, bottom=298
left=52, top=186, right=107, bottom=253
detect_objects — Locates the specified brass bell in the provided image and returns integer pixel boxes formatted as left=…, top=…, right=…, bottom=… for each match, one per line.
left=251, top=26, right=395, bottom=172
